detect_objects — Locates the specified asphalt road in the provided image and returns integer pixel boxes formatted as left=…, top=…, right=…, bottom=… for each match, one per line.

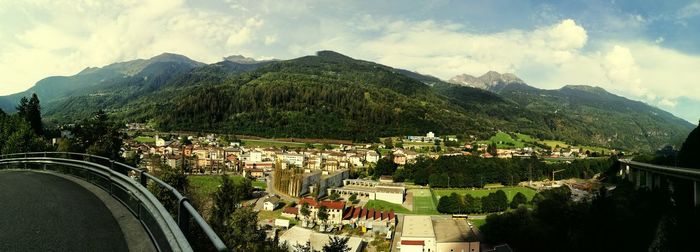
left=0, top=171, right=129, bottom=252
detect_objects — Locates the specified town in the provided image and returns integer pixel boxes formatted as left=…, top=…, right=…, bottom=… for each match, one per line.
left=104, top=124, right=615, bottom=252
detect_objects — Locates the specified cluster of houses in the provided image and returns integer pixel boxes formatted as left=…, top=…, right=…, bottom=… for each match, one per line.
left=122, top=134, right=384, bottom=177
left=281, top=198, right=397, bottom=233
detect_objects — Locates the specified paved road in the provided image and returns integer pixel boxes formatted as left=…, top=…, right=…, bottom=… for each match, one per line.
left=0, top=171, right=129, bottom=252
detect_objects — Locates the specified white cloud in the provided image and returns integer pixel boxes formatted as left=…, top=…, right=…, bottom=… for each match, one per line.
left=0, top=0, right=269, bottom=94
left=659, top=98, right=677, bottom=108
left=678, top=2, right=700, bottom=19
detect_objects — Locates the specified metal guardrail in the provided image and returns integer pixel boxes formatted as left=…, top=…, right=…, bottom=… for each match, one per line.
left=0, top=152, right=227, bottom=252
left=619, top=159, right=700, bottom=181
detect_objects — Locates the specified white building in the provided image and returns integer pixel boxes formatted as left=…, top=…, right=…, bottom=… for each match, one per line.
left=278, top=226, right=364, bottom=252
left=263, top=196, right=281, bottom=211
left=365, top=151, right=380, bottom=163
left=400, top=216, right=436, bottom=252
left=282, top=153, right=305, bottom=167
left=247, top=151, right=263, bottom=164
left=327, top=179, right=406, bottom=205
left=400, top=216, right=480, bottom=252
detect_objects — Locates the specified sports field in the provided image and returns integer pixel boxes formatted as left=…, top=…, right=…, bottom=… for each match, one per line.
left=410, top=189, right=440, bottom=215
left=364, top=200, right=411, bottom=214
left=432, top=187, right=537, bottom=201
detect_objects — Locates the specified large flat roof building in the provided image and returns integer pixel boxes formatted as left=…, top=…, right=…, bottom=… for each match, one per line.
left=327, top=179, right=406, bottom=205
left=400, top=216, right=480, bottom=252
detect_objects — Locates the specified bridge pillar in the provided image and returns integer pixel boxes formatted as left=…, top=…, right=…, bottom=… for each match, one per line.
left=654, top=175, right=661, bottom=189
left=645, top=171, right=653, bottom=189
left=695, top=181, right=700, bottom=207
left=627, top=167, right=634, bottom=183
left=635, top=169, right=642, bottom=189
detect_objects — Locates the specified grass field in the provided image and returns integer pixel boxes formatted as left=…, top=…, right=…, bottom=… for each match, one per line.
left=469, top=218, right=486, bottom=229
left=364, top=200, right=412, bottom=214
left=478, top=132, right=526, bottom=149
left=432, top=187, right=537, bottom=201
left=134, top=136, right=155, bottom=143
left=410, top=189, right=440, bottom=215
left=189, top=175, right=267, bottom=196
left=241, top=139, right=338, bottom=149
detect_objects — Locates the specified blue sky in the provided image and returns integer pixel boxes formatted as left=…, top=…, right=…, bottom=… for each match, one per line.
left=0, top=0, right=698, bottom=123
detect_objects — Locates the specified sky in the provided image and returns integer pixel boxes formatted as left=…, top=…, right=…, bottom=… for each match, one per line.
left=0, top=0, right=699, bottom=123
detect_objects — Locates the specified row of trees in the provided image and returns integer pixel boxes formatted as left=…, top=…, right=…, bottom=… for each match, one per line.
left=437, top=191, right=528, bottom=214
left=393, top=155, right=616, bottom=187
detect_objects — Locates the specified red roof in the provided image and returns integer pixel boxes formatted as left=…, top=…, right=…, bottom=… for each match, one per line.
left=352, top=207, right=362, bottom=219
left=298, top=198, right=318, bottom=207
left=343, top=207, right=354, bottom=220
left=368, top=209, right=375, bottom=220
left=388, top=210, right=395, bottom=220
left=361, top=208, right=367, bottom=219
left=297, top=198, right=345, bottom=210
left=320, top=200, right=345, bottom=210
left=401, top=240, right=425, bottom=246
left=283, top=207, right=298, bottom=215
left=374, top=210, right=381, bottom=220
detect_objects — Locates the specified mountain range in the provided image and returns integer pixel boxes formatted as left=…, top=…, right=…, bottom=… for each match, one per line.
left=0, top=51, right=694, bottom=151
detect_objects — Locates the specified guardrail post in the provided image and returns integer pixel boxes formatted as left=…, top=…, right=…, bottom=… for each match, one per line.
left=140, top=171, right=148, bottom=187
left=178, top=198, right=191, bottom=235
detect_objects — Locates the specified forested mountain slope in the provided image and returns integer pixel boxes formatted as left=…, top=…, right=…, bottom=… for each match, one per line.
left=2, top=51, right=693, bottom=150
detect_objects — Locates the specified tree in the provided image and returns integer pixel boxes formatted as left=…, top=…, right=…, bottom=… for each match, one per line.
left=487, top=142, right=498, bottom=156
left=301, top=203, right=311, bottom=222
left=317, top=206, right=329, bottom=226
left=349, top=193, right=357, bottom=203
left=14, top=94, right=43, bottom=136
left=15, top=97, right=28, bottom=120
left=224, top=208, right=266, bottom=250
left=322, top=236, right=350, bottom=252
left=56, top=138, right=78, bottom=152
left=148, top=158, right=188, bottom=215
left=510, top=192, right=528, bottom=209
left=71, top=110, right=125, bottom=161
left=329, top=191, right=340, bottom=201
left=373, top=157, right=397, bottom=179
left=27, top=94, right=43, bottom=136
left=1, top=123, right=46, bottom=154
left=464, top=194, right=481, bottom=213
left=493, top=190, right=509, bottom=211
left=383, top=138, right=394, bottom=149
left=678, top=122, right=700, bottom=168
left=294, top=241, right=315, bottom=252
left=210, top=175, right=239, bottom=233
